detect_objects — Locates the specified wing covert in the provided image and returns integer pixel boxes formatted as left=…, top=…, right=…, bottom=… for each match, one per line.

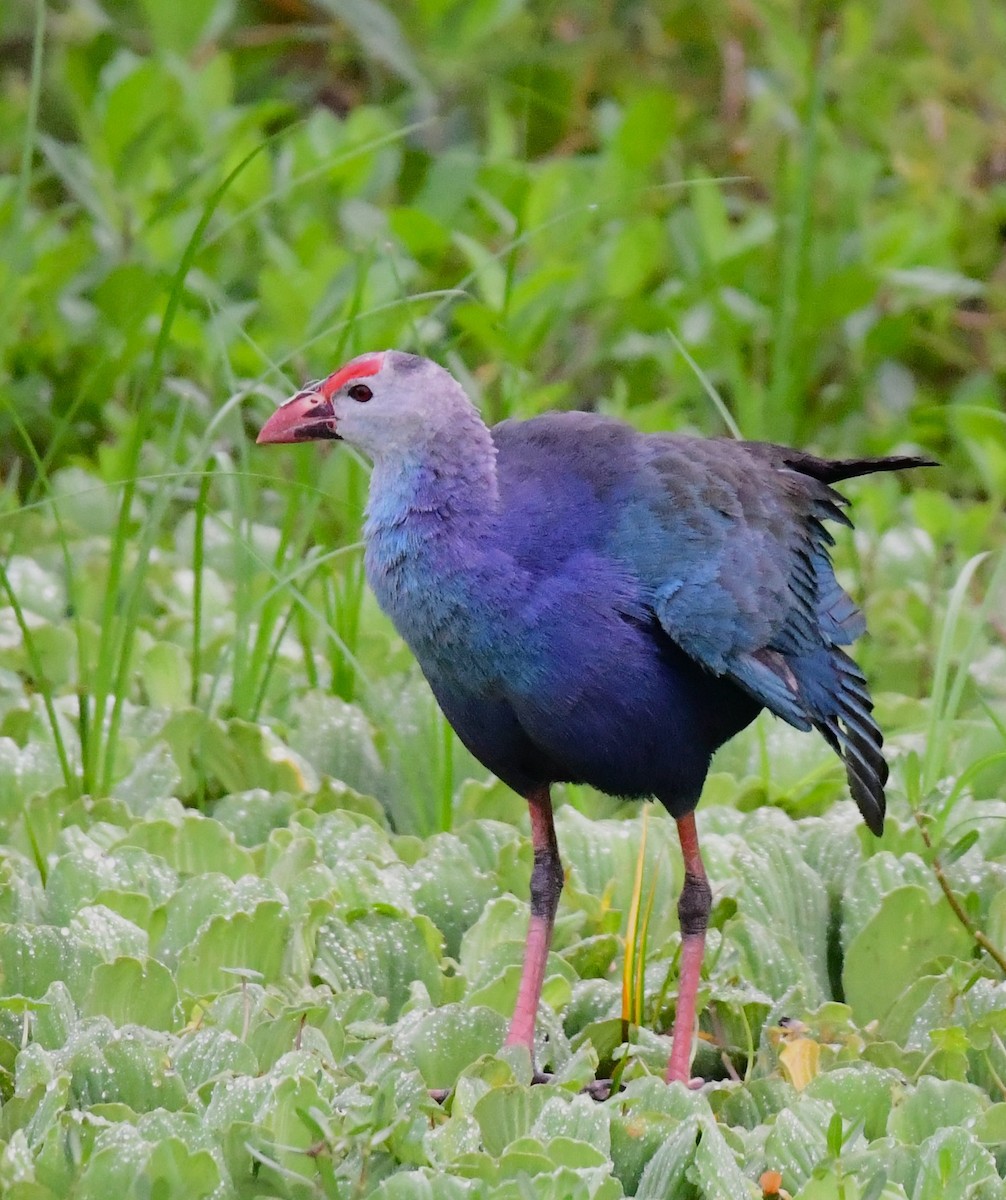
left=610, top=434, right=889, bottom=831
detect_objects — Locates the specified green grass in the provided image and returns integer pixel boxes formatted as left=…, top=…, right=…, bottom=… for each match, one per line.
left=0, top=0, right=1005, bottom=1195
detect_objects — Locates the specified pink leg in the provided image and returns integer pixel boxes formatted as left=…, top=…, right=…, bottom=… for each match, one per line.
left=505, top=786, right=563, bottom=1059
left=666, top=812, right=712, bottom=1085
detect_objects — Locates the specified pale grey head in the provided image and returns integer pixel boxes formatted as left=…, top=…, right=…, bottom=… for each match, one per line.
left=256, top=350, right=483, bottom=464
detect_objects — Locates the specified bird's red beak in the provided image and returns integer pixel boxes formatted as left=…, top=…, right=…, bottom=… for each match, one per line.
left=256, top=388, right=340, bottom=445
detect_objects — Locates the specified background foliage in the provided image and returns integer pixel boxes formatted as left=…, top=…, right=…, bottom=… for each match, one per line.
left=1, top=0, right=1005, bottom=1195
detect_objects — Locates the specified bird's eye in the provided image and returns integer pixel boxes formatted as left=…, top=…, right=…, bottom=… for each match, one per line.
left=348, top=384, right=372, bottom=403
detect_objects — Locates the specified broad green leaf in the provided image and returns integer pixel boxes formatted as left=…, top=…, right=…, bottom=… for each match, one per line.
left=609, top=1111, right=679, bottom=1196
left=0, top=853, right=44, bottom=924
left=396, top=1004, right=507, bottom=1089
left=561, top=933, right=620, bottom=980
left=543, top=1133, right=610, bottom=1169
left=806, top=1065, right=900, bottom=1141
left=45, top=843, right=177, bottom=925
left=879, top=974, right=959, bottom=1049
left=472, top=1084, right=556, bottom=1157
left=98, top=57, right=186, bottom=176
left=76, top=1127, right=219, bottom=1200
left=260, top=1069, right=333, bottom=1180
left=58, top=1022, right=188, bottom=1112
left=407, top=833, right=497, bottom=959
left=158, top=873, right=277, bottom=964
left=604, top=217, right=667, bottom=300
left=1, top=558, right=65, bottom=621
left=173, top=1027, right=258, bottom=1090
left=762, top=1098, right=833, bottom=1192
left=453, top=233, right=507, bottom=311
left=135, top=0, right=219, bottom=54
left=887, top=1076, right=988, bottom=1144
left=0, top=926, right=101, bottom=1001
left=533, top=1094, right=611, bottom=1154
left=728, top=915, right=824, bottom=1006
left=842, top=887, right=974, bottom=1024
left=288, top=692, right=385, bottom=798
left=314, top=910, right=444, bottom=1019
left=213, top=789, right=299, bottom=847
left=556, top=810, right=675, bottom=934
left=691, top=1114, right=758, bottom=1199
left=633, top=1116, right=700, bottom=1199
left=465, top=952, right=575, bottom=1021
left=140, top=642, right=191, bottom=710
left=972, top=1103, right=1006, bottom=1149
left=423, top=1111, right=483, bottom=1167
left=202, top=719, right=319, bottom=796
left=176, top=902, right=290, bottom=996
left=121, top=814, right=256, bottom=880
left=370, top=1171, right=478, bottom=1200
left=459, top=895, right=529, bottom=978
left=840, top=854, right=937, bottom=952
left=83, top=957, right=178, bottom=1030
left=910, top=1126, right=1000, bottom=1200
left=731, top=838, right=831, bottom=995
left=493, top=1134, right=554, bottom=1179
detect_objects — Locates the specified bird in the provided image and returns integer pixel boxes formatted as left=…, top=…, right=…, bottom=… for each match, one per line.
left=257, top=350, right=933, bottom=1085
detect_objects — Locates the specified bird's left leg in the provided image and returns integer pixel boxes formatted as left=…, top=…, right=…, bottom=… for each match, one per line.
left=666, top=811, right=712, bottom=1085
left=505, top=785, right=563, bottom=1059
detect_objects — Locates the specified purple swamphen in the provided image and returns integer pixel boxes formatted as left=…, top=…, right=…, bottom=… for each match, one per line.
left=258, top=351, right=932, bottom=1085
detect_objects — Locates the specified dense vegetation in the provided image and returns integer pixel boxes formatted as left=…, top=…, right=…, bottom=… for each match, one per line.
left=1, top=0, right=1005, bottom=1195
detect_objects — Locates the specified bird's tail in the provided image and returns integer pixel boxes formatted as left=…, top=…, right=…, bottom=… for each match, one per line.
left=741, top=439, right=938, bottom=485
left=788, top=644, right=888, bottom=835
left=730, top=443, right=933, bottom=831
left=777, top=449, right=939, bottom=485
left=789, top=449, right=933, bottom=833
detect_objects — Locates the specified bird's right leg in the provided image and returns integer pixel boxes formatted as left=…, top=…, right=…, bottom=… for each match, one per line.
left=666, top=811, right=712, bottom=1086
left=505, top=785, right=564, bottom=1060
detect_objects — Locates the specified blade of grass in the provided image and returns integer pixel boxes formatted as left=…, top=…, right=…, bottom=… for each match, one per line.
left=191, top=466, right=212, bottom=706
left=98, top=401, right=189, bottom=795
left=0, top=0, right=87, bottom=794
left=250, top=602, right=301, bottom=723
left=0, top=401, right=86, bottom=796
left=0, top=563, right=74, bottom=791
left=236, top=449, right=326, bottom=719
left=913, top=814, right=1006, bottom=976
left=12, top=0, right=44, bottom=229
left=0, top=0, right=45, bottom=353
left=634, top=863, right=660, bottom=1029
left=911, top=548, right=1006, bottom=974
left=438, top=709, right=454, bottom=833
left=323, top=551, right=367, bottom=702
left=622, top=808, right=650, bottom=1041
left=665, top=327, right=743, bottom=439
left=921, top=550, right=1000, bottom=803
left=199, top=539, right=368, bottom=717
left=211, top=288, right=470, bottom=396
left=425, top=177, right=745, bottom=336
left=203, top=119, right=434, bottom=250
left=765, top=26, right=833, bottom=443
left=94, top=134, right=280, bottom=796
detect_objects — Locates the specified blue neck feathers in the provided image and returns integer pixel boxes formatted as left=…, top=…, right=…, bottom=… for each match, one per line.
left=362, top=418, right=507, bottom=679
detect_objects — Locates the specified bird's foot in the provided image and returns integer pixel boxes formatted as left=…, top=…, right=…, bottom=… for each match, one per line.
left=665, top=1072, right=704, bottom=1090
left=532, top=1072, right=615, bottom=1100
left=428, top=1073, right=618, bottom=1105
left=533, top=1071, right=618, bottom=1100
left=427, top=1072, right=558, bottom=1105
